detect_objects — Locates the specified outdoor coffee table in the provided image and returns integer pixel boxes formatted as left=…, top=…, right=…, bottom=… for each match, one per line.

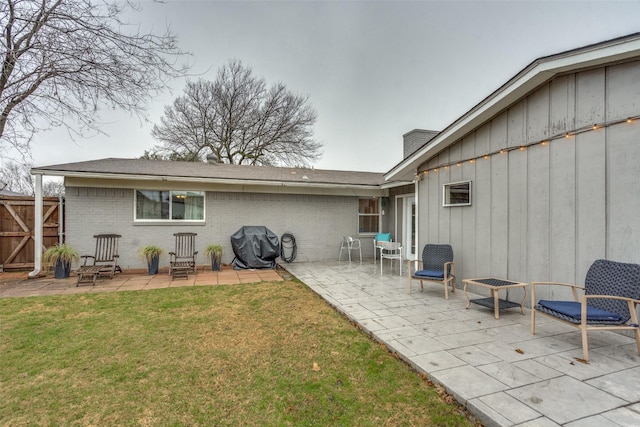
left=463, top=277, right=527, bottom=319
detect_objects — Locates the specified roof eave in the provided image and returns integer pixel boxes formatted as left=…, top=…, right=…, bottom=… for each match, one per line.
left=385, top=34, right=640, bottom=182
left=30, top=168, right=382, bottom=190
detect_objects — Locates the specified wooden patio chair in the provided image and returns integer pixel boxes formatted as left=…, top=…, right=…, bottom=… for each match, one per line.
left=76, top=234, right=122, bottom=285
left=169, top=232, right=198, bottom=278
left=408, top=244, right=455, bottom=299
left=531, top=259, right=640, bottom=362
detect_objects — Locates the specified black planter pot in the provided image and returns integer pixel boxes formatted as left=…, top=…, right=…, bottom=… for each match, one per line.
left=54, top=260, right=71, bottom=279
left=147, top=256, right=159, bottom=275
left=211, top=260, right=221, bottom=271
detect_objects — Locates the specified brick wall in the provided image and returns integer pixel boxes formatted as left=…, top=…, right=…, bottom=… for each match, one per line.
left=65, top=187, right=368, bottom=270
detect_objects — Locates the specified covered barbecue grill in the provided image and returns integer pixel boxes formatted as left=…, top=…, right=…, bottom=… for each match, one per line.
left=231, top=226, right=280, bottom=269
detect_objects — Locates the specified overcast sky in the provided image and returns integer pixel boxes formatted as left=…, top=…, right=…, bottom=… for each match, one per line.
left=24, top=0, right=640, bottom=172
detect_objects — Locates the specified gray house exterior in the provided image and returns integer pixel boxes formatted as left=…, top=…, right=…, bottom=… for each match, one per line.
left=30, top=33, right=640, bottom=287
left=387, top=33, right=640, bottom=301
left=31, top=159, right=390, bottom=271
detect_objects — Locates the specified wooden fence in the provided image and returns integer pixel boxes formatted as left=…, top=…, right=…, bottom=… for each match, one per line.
left=0, top=195, right=63, bottom=271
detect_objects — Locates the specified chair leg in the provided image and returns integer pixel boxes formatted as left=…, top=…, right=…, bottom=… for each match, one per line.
left=531, top=309, right=536, bottom=335
left=629, top=302, right=640, bottom=357
left=581, top=324, right=590, bottom=362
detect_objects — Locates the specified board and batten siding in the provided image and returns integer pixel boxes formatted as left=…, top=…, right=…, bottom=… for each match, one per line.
left=418, top=60, right=640, bottom=302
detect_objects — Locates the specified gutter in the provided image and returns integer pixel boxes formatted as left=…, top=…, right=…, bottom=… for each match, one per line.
left=29, top=169, right=384, bottom=191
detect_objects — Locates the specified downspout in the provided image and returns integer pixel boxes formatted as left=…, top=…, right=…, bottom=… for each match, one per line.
left=58, top=193, right=64, bottom=245
left=29, top=173, right=43, bottom=278
left=394, top=195, right=399, bottom=245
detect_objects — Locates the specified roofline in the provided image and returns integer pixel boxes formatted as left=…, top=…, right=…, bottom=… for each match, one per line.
left=380, top=180, right=413, bottom=190
left=385, top=32, right=640, bottom=181
left=30, top=168, right=383, bottom=191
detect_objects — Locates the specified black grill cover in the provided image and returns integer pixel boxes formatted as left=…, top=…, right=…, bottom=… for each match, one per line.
left=231, top=226, right=280, bottom=269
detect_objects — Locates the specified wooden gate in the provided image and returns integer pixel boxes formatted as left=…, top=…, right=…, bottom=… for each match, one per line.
left=0, top=195, right=62, bottom=271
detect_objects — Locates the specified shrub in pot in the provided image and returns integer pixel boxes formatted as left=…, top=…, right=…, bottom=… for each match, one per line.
left=43, top=243, right=79, bottom=279
left=205, top=244, right=223, bottom=271
left=139, top=245, right=163, bottom=275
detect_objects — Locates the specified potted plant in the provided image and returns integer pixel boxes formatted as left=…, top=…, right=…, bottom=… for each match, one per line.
left=205, top=244, right=223, bottom=271
left=42, top=243, right=79, bottom=279
left=139, top=245, right=163, bottom=275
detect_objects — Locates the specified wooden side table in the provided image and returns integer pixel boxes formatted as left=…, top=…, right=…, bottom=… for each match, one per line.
left=463, top=277, right=528, bottom=319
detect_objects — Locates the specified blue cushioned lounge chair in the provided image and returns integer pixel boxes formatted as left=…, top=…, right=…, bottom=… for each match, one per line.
left=408, top=244, right=455, bottom=299
left=531, top=259, right=640, bottom=362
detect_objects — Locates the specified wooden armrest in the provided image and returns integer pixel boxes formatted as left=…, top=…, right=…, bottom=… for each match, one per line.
left=531, top=282, right=583, bottom=304
left=407, top=259, right=423, bottom=271
left=444, top=261, right=454, bottom=279
left=80, top=255, right=95, bottom=266
left=531, top=281, right=583, bottom=289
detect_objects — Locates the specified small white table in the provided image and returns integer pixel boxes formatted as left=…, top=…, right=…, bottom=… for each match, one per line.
left=379, top=242, right=403, bottom=276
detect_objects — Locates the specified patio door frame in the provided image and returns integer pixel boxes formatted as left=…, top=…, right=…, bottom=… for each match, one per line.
left=395, top=194, right=416, bottom=260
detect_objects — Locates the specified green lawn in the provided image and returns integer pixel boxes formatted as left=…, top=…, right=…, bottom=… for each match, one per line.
left=0, top=280, right=474, bottom=426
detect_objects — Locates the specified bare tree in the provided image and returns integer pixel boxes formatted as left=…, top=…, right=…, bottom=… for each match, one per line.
left=0, top=160, right=64, bottom=196
left=150, top=60, right=321, bottom=167
left=0, top=161, right=34, bottom=195
left=42, top=179, right=64, bottom=197
left=0, top=0, right=189, bottom=157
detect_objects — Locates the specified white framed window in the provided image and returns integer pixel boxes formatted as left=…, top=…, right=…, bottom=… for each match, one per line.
left=358, top=198, right=380, bottom=234
left=443, top=181, right=471, bottom=207
left=135, top=190, right=205, bottom=221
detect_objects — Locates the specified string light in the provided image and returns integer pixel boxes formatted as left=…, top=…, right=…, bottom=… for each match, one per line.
left=416, top=114, right=640, bottom=175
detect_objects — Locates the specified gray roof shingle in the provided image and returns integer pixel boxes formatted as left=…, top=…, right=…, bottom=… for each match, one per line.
left=32, top=158, right=386, bottom=187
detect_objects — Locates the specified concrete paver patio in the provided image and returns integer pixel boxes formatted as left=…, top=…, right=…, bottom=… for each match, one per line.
left=0, top=265, right=282, bottom=298
left=283, top=261, right=640, bottom=427
left=3, top=260, right=640, bottom=426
